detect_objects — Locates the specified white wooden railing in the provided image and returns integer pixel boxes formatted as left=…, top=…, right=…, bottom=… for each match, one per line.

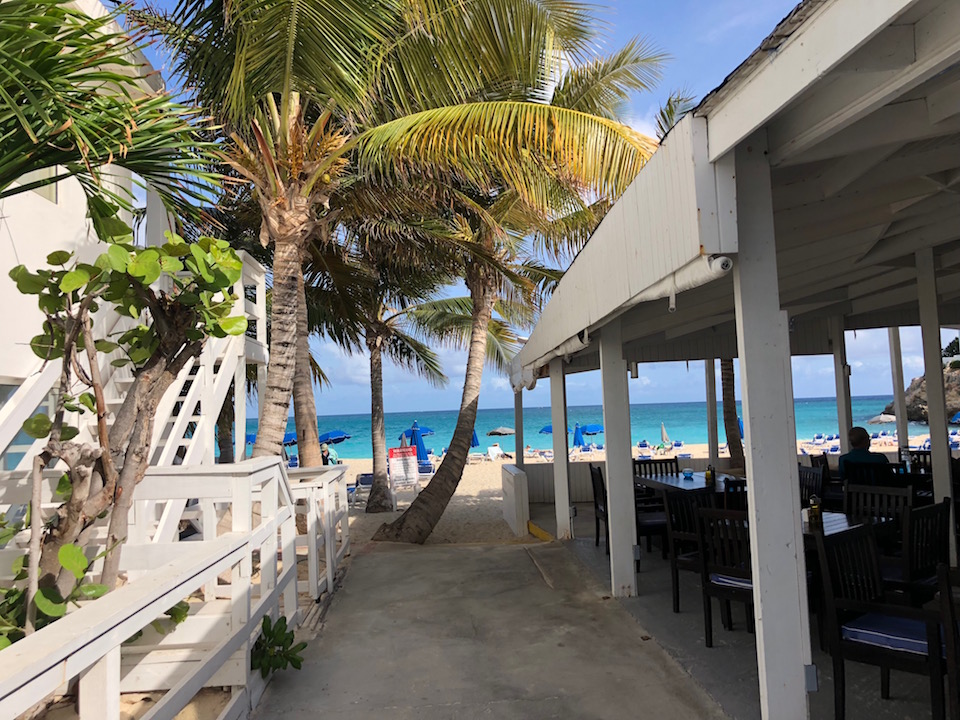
left=0, top=456, right=350, bottom=719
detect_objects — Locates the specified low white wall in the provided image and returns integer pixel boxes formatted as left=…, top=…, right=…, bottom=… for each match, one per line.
left=501, top=464, right=530, bottom=537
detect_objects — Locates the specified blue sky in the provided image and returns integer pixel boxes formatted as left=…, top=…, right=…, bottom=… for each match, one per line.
left=140, top=0, right=951, bottom=416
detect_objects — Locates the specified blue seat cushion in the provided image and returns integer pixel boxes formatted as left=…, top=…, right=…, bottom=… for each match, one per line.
left=842, top=613, right=930, bottom=655
left=709, top=573, right=752, bottom=590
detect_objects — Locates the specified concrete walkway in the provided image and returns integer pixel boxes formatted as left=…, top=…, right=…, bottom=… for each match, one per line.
left=254, top=541, right=726, bottom=719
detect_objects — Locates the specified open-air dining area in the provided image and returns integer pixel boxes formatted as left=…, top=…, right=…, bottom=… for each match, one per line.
left=505, top=0, right=960, bottom=717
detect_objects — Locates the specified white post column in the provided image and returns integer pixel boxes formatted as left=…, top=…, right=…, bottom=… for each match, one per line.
left=549, top=358, right=572, bottom=539
left=732, top=132, right=811, bottom=719
left=888, top=327, right=910, bottom=449
left=830, top=316, right=853, bottom=453
left=234, top=362, right=247, bottom=462
left=705, top=358, right=719, bottom=465
left=917, top=249, right=952, bottom=512
left=514, top=391, right=525, bottom=469
left=600, top=318, right=638, bottom=597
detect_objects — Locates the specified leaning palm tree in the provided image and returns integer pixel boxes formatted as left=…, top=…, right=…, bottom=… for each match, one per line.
left=138, top=0, right=659, bottom=467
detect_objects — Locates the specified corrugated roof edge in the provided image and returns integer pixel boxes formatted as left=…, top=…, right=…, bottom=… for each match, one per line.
left=694, top=0, right=826, bottom=117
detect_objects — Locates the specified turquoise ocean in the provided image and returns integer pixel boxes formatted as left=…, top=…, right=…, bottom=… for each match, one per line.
left=246, top=395, right=923, bottom=459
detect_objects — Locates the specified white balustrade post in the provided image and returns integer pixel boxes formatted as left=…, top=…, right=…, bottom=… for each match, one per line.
left=234, top=361, right=247, bottom=463
left=705, top=358, right=719, bottom=465
left=201, top=499, right=216, bottom=600
left=231, top=476, right=252, bottom=678
left=201, top=342, right=216, bottom=464
left=324, top=480, right=336, bottom=591
left=549, top=358, right=572, bottom=539
left=732, top=132, right=811, bottom=719
left=917, top=249, right=953, bottom=559
left=78, top=645, right=120, bottom=719
left=599, top=318, right=638, bottom=596
left=261, top=473, right=278, bottom=613
left=888, top=327, right=910, bottom=449
left=830, top=316, right=853, bottom=452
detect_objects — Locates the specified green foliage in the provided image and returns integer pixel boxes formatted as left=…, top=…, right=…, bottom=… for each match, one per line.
left=950, top=360, right=960, bottom=370
left=12, top=204, right=247, bottom=441
left=944, top=337, right=959, bottom=358
left=251, top=615, right=306, bottom=678
left=124, top=600, right=192, bottom=645
left=0, top=542, right=109, bottom=648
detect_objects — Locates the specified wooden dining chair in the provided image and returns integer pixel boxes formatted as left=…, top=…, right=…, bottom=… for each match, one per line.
left=663, top=487, right=716, bottom=613
left=697, top=508, right=753, bottom=648
left=589, top=464, right=609, bottom=555
left=816, top=525, right=945, bottom=720
left=723, top=477, right=747, bottom=511
left=634, top=457, right=680, bottom=477
left=901, top=448, right=933, bottom=474
left=882, top=498, right=951, bottom=603
left=798, top=464, right=824, bottom=507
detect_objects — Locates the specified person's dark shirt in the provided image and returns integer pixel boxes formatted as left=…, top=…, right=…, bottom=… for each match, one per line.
left=838, top=447, right=888, bottom=478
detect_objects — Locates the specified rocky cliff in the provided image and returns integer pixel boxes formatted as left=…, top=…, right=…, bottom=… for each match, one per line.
left=883, top=365, right=960, bottom=422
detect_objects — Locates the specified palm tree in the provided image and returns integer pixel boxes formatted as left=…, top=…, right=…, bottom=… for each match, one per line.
left=721, top=359, right=744, bottom=468
left=138, top=0, right=659, bottom=467
left=0, top=0, right=218, bottom=218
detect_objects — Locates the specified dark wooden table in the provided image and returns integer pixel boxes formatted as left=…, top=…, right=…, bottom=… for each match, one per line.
left=634, top=471, right=728, bottom=493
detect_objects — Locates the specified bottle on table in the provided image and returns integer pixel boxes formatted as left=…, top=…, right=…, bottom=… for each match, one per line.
left=705, top=465, right=715, bottom=487
left=808, top=494, right=822, bottom=528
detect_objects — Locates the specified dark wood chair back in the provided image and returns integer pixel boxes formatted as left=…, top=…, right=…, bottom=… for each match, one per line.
left=723, top=477, right=748, bottom=511
left=634, top=457, right=679, bottom=478
left=815, top=525, right=884, bottom=640
left=901, top=448, right=933, bottom=474
left=798, top=464, right=824, bottom=506
left=664, top=487, right=716, bottom=550
left=698, top=508, right=752, bottom=584
left=937, top=565, right=960, bottom=720
left=811, top=453, right=831, bottom=476
left=901, top=498, right=951, bottom=584
left=843, top=461, right=899, bottom=486
left=843, top=482, right=913, bottom=527
left=589, top=464, right=608, bottom=523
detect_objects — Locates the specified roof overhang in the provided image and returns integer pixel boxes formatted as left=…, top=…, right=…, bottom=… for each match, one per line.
left=512, top=0, right=960, bottom=388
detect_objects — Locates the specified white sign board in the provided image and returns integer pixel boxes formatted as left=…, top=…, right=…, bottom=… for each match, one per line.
left=389, top=447, right=420, bottom=490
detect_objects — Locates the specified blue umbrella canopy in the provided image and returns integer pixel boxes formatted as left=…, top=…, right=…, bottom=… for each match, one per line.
left=952, top=411, right=960, bottom=424
left=283, top=431, right=298, bottom=446
left=572, top=423, right=585, bottom=448
left=738, top=417, right=745, bottom=439
left=407, top=421, right=430, bottom=465
left=539, top=424, right=571, bottom=434
left=318, top=429, right=351, bottom=445
left=245, top=432, right=257, bottom=444
left=471, top=429, right=480, bottom=448
left=582, top=424, right=604, bottom=435
left=399, top=424, right=434, bottom=440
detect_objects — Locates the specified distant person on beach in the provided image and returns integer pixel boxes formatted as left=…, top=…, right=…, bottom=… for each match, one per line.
left=321, top=443, right=339, bottom=466
left=838, top=426, right=888, bottom=477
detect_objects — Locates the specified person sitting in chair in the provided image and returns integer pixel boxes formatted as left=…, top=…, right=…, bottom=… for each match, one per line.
left=838, top=426, right=888, bottom=478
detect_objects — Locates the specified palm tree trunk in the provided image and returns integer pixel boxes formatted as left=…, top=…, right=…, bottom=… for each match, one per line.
left=293, top=267, right=322, bottom=467
left=252, top=235, right=300, bottom=458
left=365, top=334, right=393, bottom=513
left=216, top=380, right=235, bottom=464
left=721, top=358, right=744, bottom=469
left=373, top=273, right=496, bottom=543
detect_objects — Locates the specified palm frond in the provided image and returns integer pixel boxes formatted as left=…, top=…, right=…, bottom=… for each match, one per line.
left=383, top=330, right=447, bottom=387
left=656, top=89, right=696, bottom=141
left=551, top=36, right=667, bottom=120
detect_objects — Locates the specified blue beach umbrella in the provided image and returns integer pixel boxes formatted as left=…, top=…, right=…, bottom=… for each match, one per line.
left=399, top=424, right=435, bottom=440
left=283, top=431, right=298, bottom=446
left=572, top=423, right=585, bottom=448
left=582, top=424, right=604, bottom=435
left=471, top=429, right=480, bottom=448
left=738, top=417, right=745, bottom=439
left=405, top=421, right=430, bottom=465
left=539, top=424, right=570, bottom=434
left=245, top=432, right=257, bottom=444
left=952, top=411, right=960, bottom=424
left=318, top=429, right=351, bottom=444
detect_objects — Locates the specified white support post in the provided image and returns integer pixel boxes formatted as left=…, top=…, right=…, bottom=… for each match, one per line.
left=231, top=477, right=252, bottom=682
left=917, top=249, right=953, bottom=541
left=234, top=361, right=247, bottom=463
left=549, top=358, right=572, bottom=539
left=260, top=475, right=278, bottom=613
left=888, top=327, right=910, bottom=449
left=599, top=319, right=638, bottom=597
left=830, top=316, right=853, bottom=453
left=705, top=359, right=719, bottom=465
left=732, top=133, right=811, bottom=719
left=201, top=342, right=215, bottom=464
left=323, top=481, right=336, bottom=591
left=514, top=391, right=525, bottom=469
left=78, top=645, right=120, bottom=719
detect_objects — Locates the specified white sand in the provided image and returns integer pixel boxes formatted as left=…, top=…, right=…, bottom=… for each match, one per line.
left=344, top=457, right=537, bottom=546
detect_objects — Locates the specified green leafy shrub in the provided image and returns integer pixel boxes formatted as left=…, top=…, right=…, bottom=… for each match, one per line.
left=251, top=615, right=307, bottom=678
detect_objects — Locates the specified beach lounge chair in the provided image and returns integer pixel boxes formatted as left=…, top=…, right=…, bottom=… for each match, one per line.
left=638, top=440, right=649, bottom=449
left=678, top=453, right=692, bottom=459
left=487, top=445, right=506, bottom=462
left=828, top=444, right=840, bottom=454
left=349, top=473, right=374, bottom=507
left=673, top=440, right=684, bottom=449
left=539, top=450, right=554, bottom=461
left=637, top=450, right=652, bottom=459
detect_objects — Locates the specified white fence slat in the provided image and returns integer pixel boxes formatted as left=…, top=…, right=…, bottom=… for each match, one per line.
left=79, top=645, right=120, bottom=720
